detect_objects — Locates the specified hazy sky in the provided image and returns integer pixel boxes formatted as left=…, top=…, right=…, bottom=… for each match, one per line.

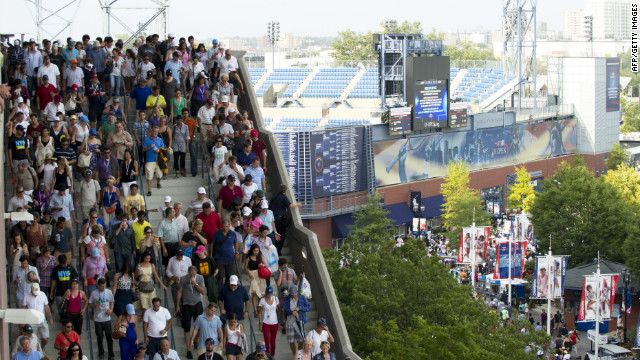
left=0, top=0, right=584, bottom=40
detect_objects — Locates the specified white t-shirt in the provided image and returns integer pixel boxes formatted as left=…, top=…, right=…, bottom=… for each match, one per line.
left=37, top=64, right=61, bottom=88
left=197, top=105, right=216, bottom=125
left=143, top=306, right=172, bottom=337
left=241, top=183, right=258, bottom=203
left=258, top=296, right=279, bottom=325
left=212, top=145, right=228, bottom=168
left=220, top=164, right=243, bottom=187
left=63, top=67, right=84, bottom=88
left=110, top=57, right=125, bottom=76
left=138, top=62, right=155, bottom=80
left=307, top=329, right=330, bottom=357
left=217, top=56, right=238, bottom=76
left=23, top=292, right=48, bottom=314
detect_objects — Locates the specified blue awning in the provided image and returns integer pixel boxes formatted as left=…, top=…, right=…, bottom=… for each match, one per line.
left=384, top=202, right=414, bottom=226
left=332, top=213, right=355, bottom=238
left=421, top=195, right=445, bottom=219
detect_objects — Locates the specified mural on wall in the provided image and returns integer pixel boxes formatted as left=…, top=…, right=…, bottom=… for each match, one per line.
left=373, top=118, right=577, bottom=186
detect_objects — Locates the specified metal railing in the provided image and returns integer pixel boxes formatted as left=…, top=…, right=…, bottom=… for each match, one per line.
left=298, top=192, right=370, bottom=218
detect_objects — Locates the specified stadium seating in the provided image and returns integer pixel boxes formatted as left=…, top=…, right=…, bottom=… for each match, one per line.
left=248, top=68, right=266, bottom=85
left=347, top=68, right=379, bottom=98
left=325, top=118, right=370, bottom=129
left=452, top=68, right=515, bottom=103
left=273, top=117, right=321, bottom=131
left=300, top=68, right=359, bottom=98
left=256, top=68, right=312, bottom=97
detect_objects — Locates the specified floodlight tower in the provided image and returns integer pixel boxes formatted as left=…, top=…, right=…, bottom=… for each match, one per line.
left=23, top=0, right=84, bottom=42
left=98, top=0, right=171, bottom=47
left=267, top=21, right=280, bottom=70
left=503, top=0, right=537, bottom=112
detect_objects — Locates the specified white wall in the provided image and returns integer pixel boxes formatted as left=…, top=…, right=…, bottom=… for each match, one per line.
left=560, top=57, right=620, bottom=154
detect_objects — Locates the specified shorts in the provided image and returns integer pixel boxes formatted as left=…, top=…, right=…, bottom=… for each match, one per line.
left=225, top=344, right=242, bottom=355
left=286, top=323, right=303, bottom=343
left=31, top=321, right=50, bottom=339
left=181, top=302, right=203, bottom=330
left=145, top=162, right=163, bottom=180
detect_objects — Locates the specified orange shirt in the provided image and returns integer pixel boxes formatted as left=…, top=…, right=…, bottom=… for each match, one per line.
left=54, top=330, right=80, bottom=358
left=184, top=117, right=197, bottom=139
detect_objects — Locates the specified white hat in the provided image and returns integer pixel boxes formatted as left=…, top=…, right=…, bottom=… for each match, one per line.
left=260, top=200, right=269, bottom=209
left=164, top=195, right=172, bottom=203
left=16, top=96, right=24, bottom=103
left=220, top=95, right=229, bottom=103
left=167, top=33, right=175, bottom=38
left=14, top=39, right=20, bottom=46
left=197, top=187, right=206, bottom=194
left=170, top=41, right=178, bottom=48
left=242, top=206, right=252, bottom=217
left=31, top=283, right=40, bottom=295
left=229, top=275, right=239, bottom=285
left=228, top=108, right=236, bottom=113
left=29, top=38, right=35, bottom=43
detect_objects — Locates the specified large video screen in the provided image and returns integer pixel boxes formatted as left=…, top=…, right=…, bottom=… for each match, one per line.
left=388, top=107, right=412, bottom=136
left=414, top=79, right=449, bottom=130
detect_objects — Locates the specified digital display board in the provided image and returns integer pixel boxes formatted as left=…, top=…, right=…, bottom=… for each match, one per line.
left=275, top=132, right=300, bottom=198
left=414, top=79, right=448, bottom=130
left=311, top=126, right=367, bottom=198
left=449, top=106, right=468, bottom=128
left=389, top=106, right=412, bottom=136
left=606, top=58, right=620, bottom=112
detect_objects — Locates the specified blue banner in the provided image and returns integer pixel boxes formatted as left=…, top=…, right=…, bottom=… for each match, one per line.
left=634, top=310, right=640, bottom=349
left=496, top=242, right=523, bottom=279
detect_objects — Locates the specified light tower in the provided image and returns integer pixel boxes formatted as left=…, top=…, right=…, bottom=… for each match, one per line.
left=267, top=21, right=280, bottom=70
left=98, top=0, right=171, bottom=47
left=503, top=0, right=537, bottom=112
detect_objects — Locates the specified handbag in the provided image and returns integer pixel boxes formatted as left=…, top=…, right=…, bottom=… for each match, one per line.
left=111, top=324, right=127, bottom=339
left=78, top=141, right=91, bottom=168
left=138, top=281, right=155, bottom=293
left=130, top=287, right=139, bottom=302
left=258, top=265, right=271, bottom=279
left=64, top=97, right=76, bottom=112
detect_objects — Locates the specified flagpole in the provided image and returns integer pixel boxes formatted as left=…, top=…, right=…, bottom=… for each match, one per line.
left=547, top=234, right=552, bottom=336
left=595, top=252, right=601, bottom=360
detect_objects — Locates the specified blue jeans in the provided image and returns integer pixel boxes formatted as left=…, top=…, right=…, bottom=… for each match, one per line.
left=109, top=75, right=122, bottom=97
left=189, top=140, right=198, bottom=175
left=114, top=252, right=134, bottom=273
left=27, top=75, right=37, bottom=97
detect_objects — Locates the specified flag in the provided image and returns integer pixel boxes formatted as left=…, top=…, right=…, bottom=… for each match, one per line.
left=622, top=287, right=632, bottom=314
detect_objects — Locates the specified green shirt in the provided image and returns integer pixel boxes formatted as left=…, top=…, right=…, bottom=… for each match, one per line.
left=171, top=97, right=186, bottom=119
left=100, top=121, right=116, bottom=141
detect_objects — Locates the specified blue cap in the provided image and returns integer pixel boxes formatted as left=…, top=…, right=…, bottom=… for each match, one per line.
left=91, top=247, right=100, bottom=257
left=256, top=344, right=266, bottom=351
left=80, top=115, right=89, bottom=122
left=176, top=247, right=185, bottom=255
left=212, top=39, right=218, bottom=44
left=265, top=286, right=273, bottom=295
left=90, top=128, right=97, bottom=135
left=126, top=303, right=135, bottom=315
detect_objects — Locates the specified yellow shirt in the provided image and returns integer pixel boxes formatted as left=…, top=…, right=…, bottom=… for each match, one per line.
left=123, top=193, right=145, bottom=215
left=132, top=220, right=151, bottom=249
left=145, top=94, right=166, bottom=115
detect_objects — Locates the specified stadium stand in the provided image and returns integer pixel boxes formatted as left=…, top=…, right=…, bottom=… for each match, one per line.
left=248, top=67, right=267, bottom=85
left=273, top=117, right=321, bottom=131
left=325, top=118, right=370, bottom=129
left=347, top=68, right=379, bottom=98
left=255, top=68, right=311, bottom=97
left=452, top=67, right=516, bottom=103
left=300, top=68, right=358, bottom=98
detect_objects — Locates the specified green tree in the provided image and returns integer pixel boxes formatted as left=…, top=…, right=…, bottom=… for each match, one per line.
left=323, top=196, right=550, bottom=359
left=606, top=143, right=629, bottom=170
left=529, top=156, right=637, bottom=267
left=348, top=192, right=394, bottom=242
left=440, top=160, right=491, bottom=240
left=330, top=29, right=376, bottom=61
left=507, top=166, right=537, bottom=212
left=444, top=41, right=497, bottom=61
left=620, top=96, right=640, bottom=133
left=604, top=162, right=640, bottom=206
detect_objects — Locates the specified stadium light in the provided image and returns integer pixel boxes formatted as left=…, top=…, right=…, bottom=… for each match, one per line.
left=267, top=21, right=281, bottom=70
left=584, top=15, right=593, bottom=56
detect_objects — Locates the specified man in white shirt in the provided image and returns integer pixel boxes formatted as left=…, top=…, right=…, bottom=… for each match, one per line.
left=23, top=283, right=53, bottom=349
left=25, top=39, right=43, bottom=96
left=7, top=185, right=34, bottom=212
left=173, top=202, right=190, bottom=239
left=153, top=339, right=181, bottom=360
left=37, top=55, right=61, bottom=88
left=214, top=49, right=238, bottom=79
left=184, top=187, right=214, bottom=219
left=63, top=59, right=84, bottom=95
left=44, top=94, right=65, bottom=124
left=197, top=98, right=217, bottom=146
left=49, top=184, right=78, bottom=228
left=166, top=247, right=192, bottom=309
left=143, top=298, right=173, bottom=358
left=220, top=155, right=244, bottom=186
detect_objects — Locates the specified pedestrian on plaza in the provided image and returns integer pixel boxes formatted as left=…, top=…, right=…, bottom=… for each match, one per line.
left=143, top=298, right=172, bottom=359
left=88, top=278, right=115, bottom=360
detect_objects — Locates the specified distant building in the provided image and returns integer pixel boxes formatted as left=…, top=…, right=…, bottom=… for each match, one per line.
left=563, top=10, right=585, bottom=41
left=585, top=0, right=631, bottom=40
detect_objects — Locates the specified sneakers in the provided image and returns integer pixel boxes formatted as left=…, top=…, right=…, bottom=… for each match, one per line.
left=186, top=351, right=193, bottom=359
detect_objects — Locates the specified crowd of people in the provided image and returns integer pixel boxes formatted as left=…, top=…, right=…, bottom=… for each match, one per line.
left=3, top=33, right=336, bottom=360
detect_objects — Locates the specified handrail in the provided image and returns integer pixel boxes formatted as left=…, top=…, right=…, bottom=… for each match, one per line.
left=126, top=108, right=176, bottom=349
left=202, top=142, right=258, bottom=350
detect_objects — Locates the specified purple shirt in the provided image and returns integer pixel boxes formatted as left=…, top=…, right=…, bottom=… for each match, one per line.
left=81, top=255, right=107, bottom=279
left=192, top=85, right=209, bottom=102
left=97, top=156, right=120, bottom=180
left=149, top=116, right=160, bottom=128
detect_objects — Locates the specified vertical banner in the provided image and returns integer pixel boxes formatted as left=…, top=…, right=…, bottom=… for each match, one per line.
left=606, top=57, right=621, bottom=112
left=531, top=256, right=569, bottom=299
left=494, top=242, right=526, bottom=279
left=410, top=191, right=422, bottom=216
left=633, top=311, right=640, bottom=349
left=579, top=275, right=619, bottom=321
left=476, top=226, right=491, bottom=261
left=457, top=227, right=474, bottom=264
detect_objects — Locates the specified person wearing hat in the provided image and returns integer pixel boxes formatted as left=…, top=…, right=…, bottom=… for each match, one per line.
left=135, top=50, right=156, bottom=83
left=82, top=245, right=108, bottom=295
left=193, top=335, right=224, bottom=360
left=7, top=38, right=26, bottom=77
left=307, top=317, right=335, bottom=357
left=257, top=286, right=280, bottom=356
left=164, top=50, right=184, bottom=89
left=62, top=57, right=85, bottom=96
left=244, top=341, right=274, bottom=360
left=84, top=69, right=105, bottom=123
left=8, top=121, right=33, bottom=175
left=185, top=186, right=214, bottom=219
left=43, top=93, right=65, bottom=124
left=217, top=173, right=243, bottom=223
left=215, top=94, right=237, bottom=116
left=63, top=83, right=85, bottom=116
left=9, top=97, right=33, bottom=126
left=53, top=133, right=78, bottom=168
left=282, top=284, right=311, bottom=355
left=88, top=277, right=116, bottom=359
left=49, top=180, right=78, bottom=228
left=23, top=281, right=54, bottom=349
left=249, top=128, right=267, bottom=169
left=217, top=274, right=250, bottom=320
left=160, top=67, right=178, bottom=103
left=61, top=38, right=79, bottom=69
left=114, top=303, right=139, bottom=360
left=166, top=245, right=192, bottom=306
left=11, top=324, right=43, bottom=359
left=35, top=72, right=59, bottom=114
left=37, top=53, right=61, bottom=89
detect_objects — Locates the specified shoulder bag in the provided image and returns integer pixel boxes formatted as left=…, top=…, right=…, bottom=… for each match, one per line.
left=78, top=141, right=91, bottom=168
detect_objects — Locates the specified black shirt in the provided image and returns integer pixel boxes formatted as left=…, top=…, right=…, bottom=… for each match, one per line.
left=197, top=352, right=224, bottom=360
left=50, top=54, right=65, bottom=74
left=9, top=135, right=28, bottom=160
left=269, top=192, right=291, bottom=217
left=51, top=264, right=79, bottom=296
left=192, top=255, right=217, bottom=281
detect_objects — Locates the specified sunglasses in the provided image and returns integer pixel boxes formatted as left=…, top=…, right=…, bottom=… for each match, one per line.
left=71, top=349, right=80, bottom=352
left=17, top=190, right=24, bottom=193
left=145, top=231, right=152, bottom=234
left=91, top=216, right=98, bottom=219
left=65, top=325, right=73, bottom=329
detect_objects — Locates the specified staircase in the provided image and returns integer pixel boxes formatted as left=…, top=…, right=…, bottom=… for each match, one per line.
left=340, top=67, right=366, bottom=99
left=293, top=68, right=319, bottom=98
left=450, top=68, right=467, bottom=94
left=253, top=69, right=271, bottom=93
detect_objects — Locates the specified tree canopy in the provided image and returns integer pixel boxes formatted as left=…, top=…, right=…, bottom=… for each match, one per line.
left=605, top=143, right=630, bottom=170
left=529, top=156, right=637, bottom=267
left=507, top=165, right=537, bottom=213
left=323, top=195, right=549, bottom=359
left=604, top=162, right=640, bottom=207
left=441, top=160, right=491, bottom=241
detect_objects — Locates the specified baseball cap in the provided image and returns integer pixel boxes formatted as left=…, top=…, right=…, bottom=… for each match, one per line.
left=146, top=70, right=153, bottom=79
left=289, top=285, right=298, bottom=295
left=126, top=303, right=136, bottom=315
left=167, top=33, right=175, bottom=38
left=71, top=84, right=78, bottom=90
left=91, top=247, right=100, bottom=257
left=138, top=343, right=147, bottom=350
left=242, top=206, right=251, bottom=217
left=220, top=95, right=229, bottom=103
left=165, top=69, right=172, bottom=76
left=251, top=129, right=258, bottom=137
left=80, top=115, right=89, bottom=122
left=93, top=40, right=100, bottom=47
left=228, top=108, right=236, bottom=113
left=317, top=318, right=327, bottom=326
left=206, top=98, right=214, bottom=105
left=197, top=187, right=206, bottom=194
left=54, top=94, right=61, bottom=102
left=23, top=324, right=34, bottom=334
left=256, top=344, right=267, bottom=351
left=255, top=190, right=265, bottom=198
left=70, top=59, right=78, bottom=64
left=90, top=128, right=97, bottom=135
left=113, top=97, right=120, bottom=102
left=229, top=275, right=239, bottom=285
left=265, top=286, right=274, bottom=295
left=205, top=338, right=215, bottom=345
left=91, top=74, right=98, bottom=78
left=164, top=196, right=172, bottom=203
left=15, top=124, right=24, bottom=131
left=16, top=96, right=24, bottom=103
left=195, top=245, right=206, bottom=255
left=84, top=169, right=93, bottom=178
left=260, top=200, right=269, bottom=209
left=29, top=38, right=35, bottom=43
left=172, top=51, right=180, bottom=57
left=227, top=174, right=235, bottom=181
left=14, top=39, right=20, bottom=46
left=212, top=39, right=219, bottom=44
left=41, top=74, right=49, bottom=81
left=176, top=247, right=185, bottom=255
left=70, top=115, right=77, bottom=120
left=31, top=283, right=40, bottom=295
